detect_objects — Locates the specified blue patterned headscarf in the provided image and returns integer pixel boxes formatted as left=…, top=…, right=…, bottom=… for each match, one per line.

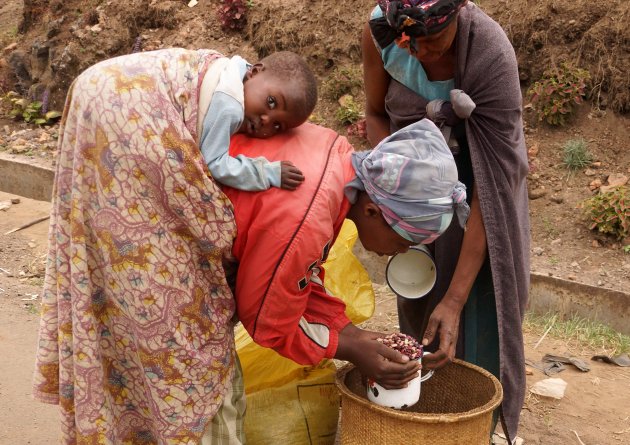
left=349, top=119, right=469, bottom=245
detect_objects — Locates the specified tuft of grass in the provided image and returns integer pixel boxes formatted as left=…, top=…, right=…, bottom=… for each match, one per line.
left=542, top=217, right=559, bottom=239
left=335, top=95, right=362, bottom=125
left=524, top=311, right=630, bottom=355
left=322, top=66, right=363, bottom=101
left=562, top=138, right=592, bottom=170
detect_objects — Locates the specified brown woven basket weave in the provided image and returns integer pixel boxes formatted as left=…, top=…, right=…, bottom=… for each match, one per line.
left=335, top=359, right=503, bottom=445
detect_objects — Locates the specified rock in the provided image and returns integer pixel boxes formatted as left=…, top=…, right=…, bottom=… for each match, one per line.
left=47, top=18, right=64, bottom=39
left=10, top=145, right=28, bottom=154
left=591, top=161, right=602, bottom=168
left=570, top=261, right=579, bottom=267
left=338, top=94, right=354, bottom=107
left=551, top=239, right=562, bottom=246
left=550, top=195, right=564, bottom=204
left=592, top=240, right=600, bottom=248
left=589, top=179, right=602, bottom=190
left=528, top=187, right=547, bottom=200
left=533, top=247, right=545, bottom=256
left=530, top=377, right=567, bottom=399
left=8, top=50, right=32, bottom=93
left=31, top=41, right=50, bottom=59
left=606, top=173, right=628, bottom=187
left=527, top=143, right=539, bottom=159
left=12, top=137, right=29, bottom=146
left=567, top=275, right=577, bottom=281
left=584, top=168, right=597, bottom=176
left=3, top=43, right=18, bottom=54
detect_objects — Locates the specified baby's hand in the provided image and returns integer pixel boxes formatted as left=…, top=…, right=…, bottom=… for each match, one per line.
left=280, top=161, right=304, bottom=191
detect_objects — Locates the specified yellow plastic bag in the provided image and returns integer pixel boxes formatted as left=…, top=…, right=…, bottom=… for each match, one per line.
left=237, top=220, right=374, bottom=445
left=322, top=220, right=375, bottom=325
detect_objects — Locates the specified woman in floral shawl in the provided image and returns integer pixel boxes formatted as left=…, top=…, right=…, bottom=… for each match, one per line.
left=33, top=48, right=241, bottom=444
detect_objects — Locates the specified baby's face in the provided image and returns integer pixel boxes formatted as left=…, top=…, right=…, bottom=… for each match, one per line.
left=240, top=68, right=306, bottom=139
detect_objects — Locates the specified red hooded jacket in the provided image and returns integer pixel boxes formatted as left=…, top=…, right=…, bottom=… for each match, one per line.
left=223, top=123, right=357, bottom=365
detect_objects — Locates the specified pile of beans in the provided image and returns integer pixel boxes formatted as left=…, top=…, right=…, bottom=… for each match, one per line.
left=377, top=332, right=423, bottom=360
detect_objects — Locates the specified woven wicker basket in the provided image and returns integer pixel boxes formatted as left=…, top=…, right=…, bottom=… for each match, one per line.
left=335, top=359, right=503, bottom=445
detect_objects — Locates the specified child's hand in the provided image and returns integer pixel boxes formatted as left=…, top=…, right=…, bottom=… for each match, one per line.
left=280, top=161, right=304, bottom=191
left=336, top=325, right=420, bottom=389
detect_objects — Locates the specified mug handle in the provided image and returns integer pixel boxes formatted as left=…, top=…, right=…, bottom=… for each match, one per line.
left=419, top=350, right=434, bottom=382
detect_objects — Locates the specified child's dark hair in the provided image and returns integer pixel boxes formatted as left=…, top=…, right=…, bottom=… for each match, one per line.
left=260, top=51, right=318, bottom=120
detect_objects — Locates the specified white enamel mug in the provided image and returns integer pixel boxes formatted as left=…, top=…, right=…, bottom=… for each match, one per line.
left=366, top=351, right=434, bottom=409
left=386, top=245, right=436, bottom=299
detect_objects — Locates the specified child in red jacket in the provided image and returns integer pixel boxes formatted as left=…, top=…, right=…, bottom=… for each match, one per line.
left=225, top=118, right=468, bottom=387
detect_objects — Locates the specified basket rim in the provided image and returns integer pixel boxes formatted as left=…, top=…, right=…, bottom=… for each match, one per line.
left=335, top=358, right=503, bottom=424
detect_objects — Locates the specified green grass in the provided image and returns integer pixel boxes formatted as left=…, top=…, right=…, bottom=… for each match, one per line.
left=524, top=311, right=630, bottom=355
left=24, top=302, right=40, bottom=315
left=322, top=66, right=363, bottom=101
left=562, top=138, right=592, bottom=170
left=541, top=217, right=559, bottom=239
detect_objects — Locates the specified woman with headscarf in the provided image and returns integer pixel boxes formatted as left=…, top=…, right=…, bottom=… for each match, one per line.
left=363, top=1, right=530, bottom=442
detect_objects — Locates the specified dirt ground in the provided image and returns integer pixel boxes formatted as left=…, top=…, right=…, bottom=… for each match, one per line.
left=1, top=0, right=629, bottom=444
left=2, top=192, right=629, bottom=444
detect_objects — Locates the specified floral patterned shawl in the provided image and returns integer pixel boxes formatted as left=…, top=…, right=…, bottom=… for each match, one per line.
left=33, top=48, right=237, bottom=444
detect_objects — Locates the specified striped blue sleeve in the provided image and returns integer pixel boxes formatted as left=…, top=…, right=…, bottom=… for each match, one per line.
left=200, top=91, right=281, bottom=190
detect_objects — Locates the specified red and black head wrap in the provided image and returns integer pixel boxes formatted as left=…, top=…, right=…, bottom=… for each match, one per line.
left=369, top=0, right=466, bottom=52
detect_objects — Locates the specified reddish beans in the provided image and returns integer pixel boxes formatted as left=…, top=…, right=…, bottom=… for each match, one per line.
left=377, top=332, right=423, bottom=360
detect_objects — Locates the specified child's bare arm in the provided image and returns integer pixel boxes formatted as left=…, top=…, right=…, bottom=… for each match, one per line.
left=280, top=161, right=305, bottom=191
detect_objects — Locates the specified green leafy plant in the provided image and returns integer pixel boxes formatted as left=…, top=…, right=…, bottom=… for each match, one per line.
left=322, top=66, right=362, bottom=100
left=562, top=138, right=592, bottom=170
left=217, top=0, right=249, bottom=32
left=335, top=95, right=362, bottom=125
left=527, top=63, right=590, bottom=126
left=1, top=91, right=61, bottom=125
left=582, top=186, right=629, bottom=240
